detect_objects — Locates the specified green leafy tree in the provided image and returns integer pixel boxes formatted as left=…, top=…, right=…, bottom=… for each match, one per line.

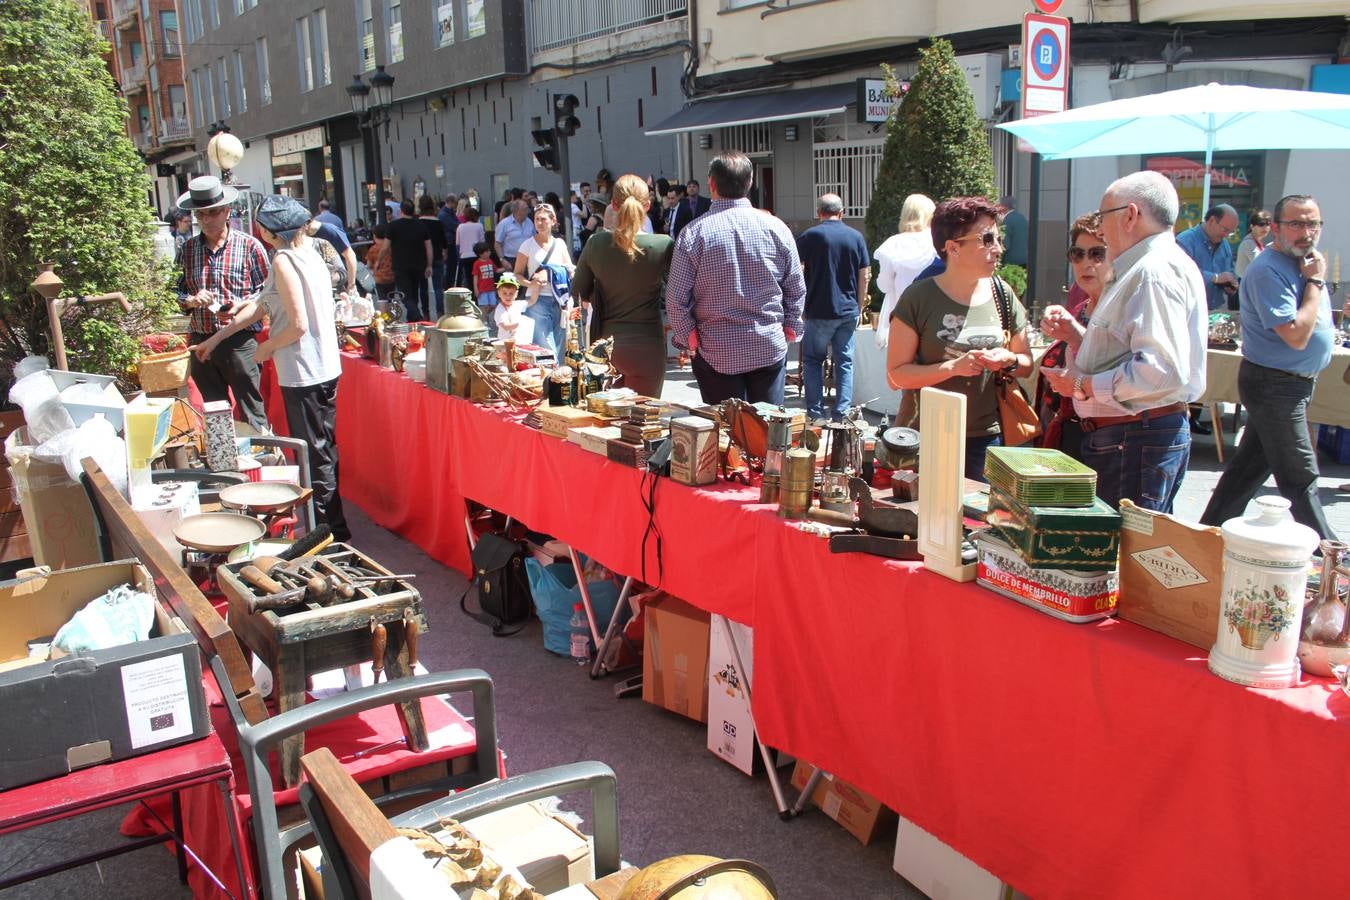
left=0, top=0, right=175, bottom=393
left=864, top=39, right=998, bottom=255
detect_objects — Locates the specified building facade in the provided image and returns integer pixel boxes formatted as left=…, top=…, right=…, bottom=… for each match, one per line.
left=86, top=0, right=194, bottom=215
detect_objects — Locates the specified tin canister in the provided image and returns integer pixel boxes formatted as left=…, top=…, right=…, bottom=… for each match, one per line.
left=760, top=473, right=781, bottom=505
left=778, top=448, right=814, bottom=519
left=670, top=415, right=718, bottom=486
left=548, top=366, right=577, bottom=406
left=764, top=409, right=795, bottom=480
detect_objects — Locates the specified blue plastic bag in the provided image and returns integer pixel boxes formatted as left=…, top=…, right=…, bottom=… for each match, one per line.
left=524, top=557, right=620, bottom=656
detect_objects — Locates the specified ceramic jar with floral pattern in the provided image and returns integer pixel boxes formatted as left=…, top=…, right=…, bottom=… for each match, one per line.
left=1209, top=496, right=1319, bottom=688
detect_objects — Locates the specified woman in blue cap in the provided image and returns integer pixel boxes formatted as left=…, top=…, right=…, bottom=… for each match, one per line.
left=195, top=195, right=349, bottom=541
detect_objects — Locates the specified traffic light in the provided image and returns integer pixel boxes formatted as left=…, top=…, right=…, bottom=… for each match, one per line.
left=554, top=94, right=580, bottom=137
left=531, top=128, right=558, bottom=171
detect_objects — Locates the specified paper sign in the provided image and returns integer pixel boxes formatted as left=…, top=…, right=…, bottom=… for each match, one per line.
left=121, top=654, right=193, bottom=749
left=1131, top=546, right=1209, bottom=590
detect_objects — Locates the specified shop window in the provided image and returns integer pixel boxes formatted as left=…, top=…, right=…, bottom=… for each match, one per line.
left=435, top=0, right=454, bottom=49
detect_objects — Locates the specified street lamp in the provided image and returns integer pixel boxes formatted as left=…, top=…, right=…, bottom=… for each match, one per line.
left=347, top=66, right=395, bottom=226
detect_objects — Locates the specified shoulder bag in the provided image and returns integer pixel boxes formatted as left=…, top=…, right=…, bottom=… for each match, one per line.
left=991, top=277, right=1041, bottom=447
left=460, top=532, right=532, bottom=636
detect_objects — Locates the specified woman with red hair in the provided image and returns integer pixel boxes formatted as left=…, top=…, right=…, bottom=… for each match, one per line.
left=885, top=196, right=1032, bottom=480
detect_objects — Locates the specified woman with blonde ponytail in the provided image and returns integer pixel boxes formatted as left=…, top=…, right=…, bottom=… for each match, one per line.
left=573, top=173, right=674, bottom=396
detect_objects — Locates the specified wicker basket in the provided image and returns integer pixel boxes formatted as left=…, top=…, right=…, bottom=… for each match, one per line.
left=138, top=348, right=191, bottom=392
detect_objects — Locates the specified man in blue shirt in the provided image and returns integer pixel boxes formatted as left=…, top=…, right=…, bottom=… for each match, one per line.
left=795, top=194, right=870, bottom=422
left=1201, top=194, right=1337, bottom=538
left=315, top=199, right=344, bottom=231
left=1177, top=203, right=1239, bottom=311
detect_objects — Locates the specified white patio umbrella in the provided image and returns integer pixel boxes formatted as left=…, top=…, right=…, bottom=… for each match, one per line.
left=998, top=82, right=1350, bottom=211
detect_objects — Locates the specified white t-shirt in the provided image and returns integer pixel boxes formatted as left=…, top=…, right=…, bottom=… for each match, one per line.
left=516, top=235, right=574, bottom=302
left=494, top=301, right=535, bottom=343
left=456, top=221, right=486, bottom=260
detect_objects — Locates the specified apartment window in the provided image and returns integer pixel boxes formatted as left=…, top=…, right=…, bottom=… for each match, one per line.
left=190, top=70, right=202, bottom=126
left=313, top=9, right=331, bottom=87
left=95, top=2, right=106, bottom=18
left=358, top=0, right=376, bottom=71
left=255, top=37, right=272, bottom=105
left=233, top=50, right=247, bottom=112
left=812, top=140, right=884, bottom=220
left=466, top=0, right=485, bottom=38
left=295, top=16, right=313, bottom=92
left=181, top=0, right=197, bottom=42
left=387, top=0, right=403, bottom=63
left=202, top=66, right=215, bottom=122
left=137, top=104, right=150, bottom=133
left=217, top=57, right=231, bottom=118
left=435, top=0, right=454, bottom=48
left=169, top=84, right=187, bottom=120
left=130, top=41, right=143, bottom=67
left=159, top=11, right=179, bottom=56
left=206, top=0, right=218, bottom=30
left=232, top=0, right=243, bottom=14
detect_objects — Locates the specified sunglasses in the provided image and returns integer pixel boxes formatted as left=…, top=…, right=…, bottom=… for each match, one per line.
left=1067, top=246, right=1108, bottom=263
left=953, top=230, right=1001, bottom=248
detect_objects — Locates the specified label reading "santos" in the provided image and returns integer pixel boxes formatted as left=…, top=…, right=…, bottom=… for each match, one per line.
left=1131, top=545, right=1208, bottom=589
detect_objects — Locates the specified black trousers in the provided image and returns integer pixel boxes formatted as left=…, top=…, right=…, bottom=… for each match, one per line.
left=393, top=267, right=429, bottom=322
left=692, top=353, right=786, bottom=405
left=281, top=377, right=350, bottom=542
left=189, top=330, right=268, bottom=433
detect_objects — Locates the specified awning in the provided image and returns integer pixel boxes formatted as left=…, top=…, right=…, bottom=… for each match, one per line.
left=644, top=83, right=856, bottom=136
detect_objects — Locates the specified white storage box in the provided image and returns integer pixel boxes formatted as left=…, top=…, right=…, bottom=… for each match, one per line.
left=49, top=370, right=127, bottom=433
left=894, top=814, right=1023, bottom=900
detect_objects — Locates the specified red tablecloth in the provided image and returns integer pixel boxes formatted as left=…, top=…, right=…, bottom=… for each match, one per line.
left=330, top=354, right=1350, bottom=899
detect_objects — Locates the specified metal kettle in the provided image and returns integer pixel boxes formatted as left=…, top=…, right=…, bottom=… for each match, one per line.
left=1298, top=540, right=1350, bottom=676
left=435, top=287, right=486, bottom=332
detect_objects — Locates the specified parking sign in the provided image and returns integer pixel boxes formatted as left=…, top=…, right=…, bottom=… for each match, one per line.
left=1022, top=13, right=1070, bottom=118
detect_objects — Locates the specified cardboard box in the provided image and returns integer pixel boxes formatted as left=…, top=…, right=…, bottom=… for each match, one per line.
left=1117, top=499, right=1224, bottom=649
left=893, top=814, right=1022, bottom=900
left=642, top=594, right=710, bottom=723
left=539, top=405, right=599, bottom=439
left=791, top=762, right=896, bottom=845
left=707, top=614, right=756, bottom=774
left=5, top=426, right=101, bottom=570
left=461, top=800, right=593, bottom=894
left=0, top=560, right=211, bottom=790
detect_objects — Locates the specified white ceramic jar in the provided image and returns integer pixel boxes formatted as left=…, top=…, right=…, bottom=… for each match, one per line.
left=1209, top=496, right=1319, bottom=688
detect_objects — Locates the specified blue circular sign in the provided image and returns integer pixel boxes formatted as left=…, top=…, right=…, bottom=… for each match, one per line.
left=1031, top=30, right=1063, bottom=82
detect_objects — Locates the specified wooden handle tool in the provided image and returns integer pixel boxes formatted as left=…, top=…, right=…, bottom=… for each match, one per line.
left=403, top=608, right=419, bottom=669
left=371, top=619, right=387, bottom=682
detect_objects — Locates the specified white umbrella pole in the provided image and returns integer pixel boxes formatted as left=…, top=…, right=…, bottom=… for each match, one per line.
left=1201, top=124, right=1214, bottom=215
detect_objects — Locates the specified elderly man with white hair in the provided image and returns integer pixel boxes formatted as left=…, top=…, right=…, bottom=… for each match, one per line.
left=1041, top=171, right=1207, bottom=512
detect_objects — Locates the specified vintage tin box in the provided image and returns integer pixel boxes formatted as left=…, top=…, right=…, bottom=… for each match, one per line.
left=669, top=416, right=718, bottom=486
left=538, top=405, right=599, bottom=439
left=984, top=447, right=1098, bottom=508
left=986, top=486, right=1122, bottom=570
left=975, top=530, right=1118, bottom=622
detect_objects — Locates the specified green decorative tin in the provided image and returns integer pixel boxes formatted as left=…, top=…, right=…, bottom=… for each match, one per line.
left=984, top=447, right=1098, bottom=508
left=986, top=486, right=1121, bottom=570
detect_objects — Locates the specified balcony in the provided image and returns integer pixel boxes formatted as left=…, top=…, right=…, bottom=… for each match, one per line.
left=159, top=117, right=191, bottom=144
left=120, top=62, right=146, bottom=92
left=530, top=0, right=686, bottom=53
left=94, top=20, right=109, bottom=40
left=113, top=0, right=138, bottom=29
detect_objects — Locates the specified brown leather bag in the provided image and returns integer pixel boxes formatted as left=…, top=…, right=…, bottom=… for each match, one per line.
left=991, top=278, right=1041, bottom=447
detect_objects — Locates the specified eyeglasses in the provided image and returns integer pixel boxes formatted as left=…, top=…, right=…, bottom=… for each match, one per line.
left=1276, top=219, right=1323, bottom=231
left=953, top=229, right=1001, bottom=248
left=1067, top=245, right=1108, bottom=264
left=1091, top=204, right=1131, bottom=220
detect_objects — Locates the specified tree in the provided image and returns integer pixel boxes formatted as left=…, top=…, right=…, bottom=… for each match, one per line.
left=864, top=39, right=997, bottom=255
left=0, top=0, right=175, bottom=392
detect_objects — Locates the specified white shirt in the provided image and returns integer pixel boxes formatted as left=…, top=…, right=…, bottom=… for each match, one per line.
left=1073, top=230, right=1208, bottom=417
left=873, top=230, right=939, bottom=348
left=517, top=235, right=574, bottom=302
left=493, top=301, right=534, bottom=343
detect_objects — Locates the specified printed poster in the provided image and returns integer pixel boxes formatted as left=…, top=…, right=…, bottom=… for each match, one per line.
left=467, top=0, right=485, bottom=38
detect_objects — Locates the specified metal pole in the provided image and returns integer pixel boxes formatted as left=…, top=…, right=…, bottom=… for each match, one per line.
left=559, top=131, right=573, bottom=250
left=373, top=112, right=388, bottom=227
left=1027, top=152, right=1042, bottom=312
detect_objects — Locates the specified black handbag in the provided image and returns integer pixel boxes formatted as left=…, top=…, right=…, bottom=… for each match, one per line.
left=460, top=532, right=532, bottom=636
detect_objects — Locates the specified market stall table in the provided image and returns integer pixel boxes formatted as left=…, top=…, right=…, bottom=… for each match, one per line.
left=329, top=352, right=1350, bottom=899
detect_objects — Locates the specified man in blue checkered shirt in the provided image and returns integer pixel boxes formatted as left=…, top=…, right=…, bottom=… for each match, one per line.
left=666, top=151, right=806, bottom=404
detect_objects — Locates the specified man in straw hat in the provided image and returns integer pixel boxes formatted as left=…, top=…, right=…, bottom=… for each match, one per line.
left=175, top=175, right=270, bottom=431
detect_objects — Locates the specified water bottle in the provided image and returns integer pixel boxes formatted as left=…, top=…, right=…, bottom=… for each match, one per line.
left=569, top=603, right=590, bottom=666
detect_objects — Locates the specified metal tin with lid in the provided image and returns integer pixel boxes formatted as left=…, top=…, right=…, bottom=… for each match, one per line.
left=1208, top=496, right=1319, bottom=689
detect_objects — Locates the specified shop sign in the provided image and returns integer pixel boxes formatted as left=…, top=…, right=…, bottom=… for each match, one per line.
left=857, top=78, right=905, bottom=124
left=271, top=126, right=324, bottom=158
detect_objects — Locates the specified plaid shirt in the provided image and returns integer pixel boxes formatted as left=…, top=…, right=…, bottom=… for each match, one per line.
left=666, top=198, right=805, bottom=375
left=176, top=227, right=269, bottom=335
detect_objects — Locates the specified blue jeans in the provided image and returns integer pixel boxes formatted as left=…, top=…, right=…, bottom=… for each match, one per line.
left=1201, top=361, right=1336, bottom=538
left=802, top=317, right=856, bottom=421
left=1080, top=410, right=1190, bottom=512
left=965, top=433, right=1001, bottom=483
left=525, top=298, right=566, bottom=359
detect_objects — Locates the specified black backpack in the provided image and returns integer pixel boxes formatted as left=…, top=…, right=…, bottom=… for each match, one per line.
left=460, top=532, right=532, bottom=636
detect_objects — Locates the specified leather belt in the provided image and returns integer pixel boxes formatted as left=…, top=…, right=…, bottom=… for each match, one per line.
left=1079, top=401, right=1188, bottom=433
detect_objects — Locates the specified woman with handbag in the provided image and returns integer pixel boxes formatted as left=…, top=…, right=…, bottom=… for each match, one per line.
left=1034, top=214, right=1114, bottom=460
left=514, top=202, right=575, bottom=357
left=886, top=196, right=1033, bottom=481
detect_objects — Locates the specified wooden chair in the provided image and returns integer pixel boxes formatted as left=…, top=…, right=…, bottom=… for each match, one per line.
left=80, top=459, right=503, bottom=899
left=299, top=747, right=620, bottom=900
